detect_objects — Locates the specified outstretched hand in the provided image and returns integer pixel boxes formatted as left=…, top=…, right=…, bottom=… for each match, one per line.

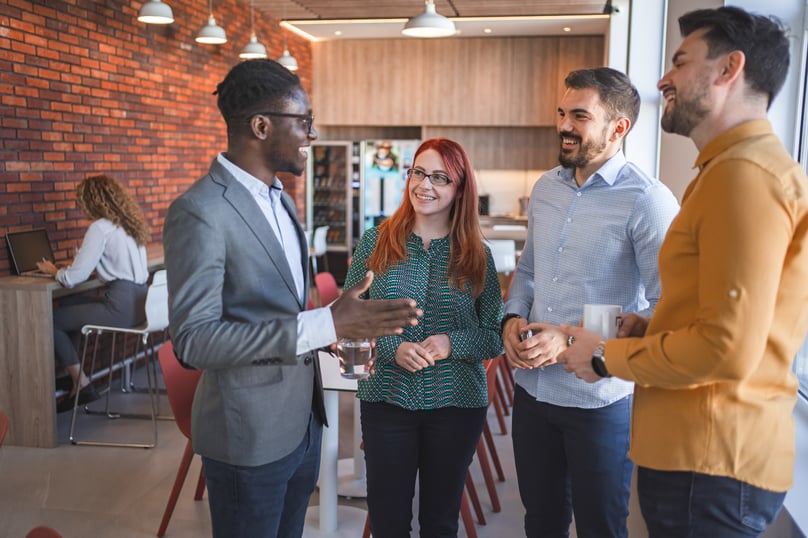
left=330, top=271, right=423, bottom=340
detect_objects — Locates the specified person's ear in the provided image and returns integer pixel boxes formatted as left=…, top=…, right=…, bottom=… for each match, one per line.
left=250, top=114, right=271, bottom=140
left=611, top=117, right=631, bottom=141
left=717, top=50, right=745, bottom=85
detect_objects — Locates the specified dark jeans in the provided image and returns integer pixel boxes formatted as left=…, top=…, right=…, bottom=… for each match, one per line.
left=511, top=385, right=633, bottom=538
left=201, top=414, right=322, bottom=538
left=361, top=400, right=487, bottom=538
left=637, top=467, right=786, bottom=537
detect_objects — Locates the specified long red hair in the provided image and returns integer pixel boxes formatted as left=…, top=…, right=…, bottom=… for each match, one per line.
left=365, top=138, right=488, bottom=297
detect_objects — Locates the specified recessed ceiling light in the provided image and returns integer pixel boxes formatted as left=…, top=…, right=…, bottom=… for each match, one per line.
left=483, top=28, right=492, bottom=34
left=334, top=30, right=342, bottom=36
left=563, top=27, right=572, bottom=32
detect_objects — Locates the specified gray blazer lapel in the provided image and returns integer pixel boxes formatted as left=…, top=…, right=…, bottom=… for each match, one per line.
left=209, top=161, right=300, bottom=302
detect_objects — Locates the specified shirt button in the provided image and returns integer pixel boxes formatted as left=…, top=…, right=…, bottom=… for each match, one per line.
left=728, top=289, right=739, bottom=299
left=558, top=247, right=563, bottom=252
left=577, top=192, right=582, bottom=197
left=547, top=307, right=553, bottom=312
left=304, top=356, right=312, bottom=365
left=552, top=277, right=558, bottom=282
left=567, top=218, right=572, bottom=223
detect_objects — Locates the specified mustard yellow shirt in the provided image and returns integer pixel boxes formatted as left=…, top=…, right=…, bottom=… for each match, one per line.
left=607, top=120, right=808, bottom=492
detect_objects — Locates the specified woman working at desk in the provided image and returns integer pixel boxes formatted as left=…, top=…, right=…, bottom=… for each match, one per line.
left=37, top=174, right=150, bottom=412
left=344, top=138, right=503, bottom=536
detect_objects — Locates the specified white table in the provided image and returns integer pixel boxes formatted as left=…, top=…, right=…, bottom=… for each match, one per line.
left=305, top=351, right=367, bottom=534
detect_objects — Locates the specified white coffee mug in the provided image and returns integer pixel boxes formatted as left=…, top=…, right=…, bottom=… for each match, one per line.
left=583, top=304, right=622, bottom=339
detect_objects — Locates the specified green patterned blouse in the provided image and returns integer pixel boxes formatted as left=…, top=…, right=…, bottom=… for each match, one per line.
left=343, top=226, right=504, bottom=410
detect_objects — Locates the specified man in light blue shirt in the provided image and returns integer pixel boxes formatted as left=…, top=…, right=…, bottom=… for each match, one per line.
left=502, top=67, right=679, bottom=538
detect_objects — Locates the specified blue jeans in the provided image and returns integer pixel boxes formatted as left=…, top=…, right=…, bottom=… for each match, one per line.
left=201, top=414, right=322, bottom=538
left=511, top=385, right=633, bottom=538
left=361, top=400, right=487, bottom=538
left=637, top=467, right=786, bottom=537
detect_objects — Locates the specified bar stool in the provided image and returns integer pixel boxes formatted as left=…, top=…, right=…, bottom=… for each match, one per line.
left=68, top=269, right=169, bottom=448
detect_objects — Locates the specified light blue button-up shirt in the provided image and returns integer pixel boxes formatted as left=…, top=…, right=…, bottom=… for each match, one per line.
left=505, top=150, right=679, bottom=408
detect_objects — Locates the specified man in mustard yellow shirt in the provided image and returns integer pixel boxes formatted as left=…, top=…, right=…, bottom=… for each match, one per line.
left=561, top=7, right=808, bottom=537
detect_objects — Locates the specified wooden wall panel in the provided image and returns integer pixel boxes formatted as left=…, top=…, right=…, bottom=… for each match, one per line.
left=312, top=36, right=604, bottom=127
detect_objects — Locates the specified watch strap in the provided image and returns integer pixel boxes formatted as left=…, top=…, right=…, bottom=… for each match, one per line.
left=591, top=342, right=611, bottom=378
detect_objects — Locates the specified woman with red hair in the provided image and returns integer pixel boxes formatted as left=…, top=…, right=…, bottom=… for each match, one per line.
left=344, top=137, right=503, bottom=536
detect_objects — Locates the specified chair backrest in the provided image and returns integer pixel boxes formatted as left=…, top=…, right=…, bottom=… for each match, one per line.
left=26, top=527, right=62, bottom=538
left=158, top=341, right=202, bottom=440
left=314, top=271, right=340, bottom=306
left=144, top=269, right=169, bottom=332
left=0, top=411, right=8, bottom=447
left=312, top=225, right=329, bottom=256
left=485, top=239, right=516, bottom=275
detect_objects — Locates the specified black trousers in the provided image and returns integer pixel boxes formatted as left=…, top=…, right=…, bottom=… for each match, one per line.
left=361, top=400, right=487, bottom=538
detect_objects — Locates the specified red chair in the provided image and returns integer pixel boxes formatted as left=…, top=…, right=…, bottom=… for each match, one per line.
left=314, top=271, right=340, bottom=307
left=156, top=341, right=205, bottom=537
left=26, top=527, right=62, bottom=538
left=0, top=411, right=8, bottom=447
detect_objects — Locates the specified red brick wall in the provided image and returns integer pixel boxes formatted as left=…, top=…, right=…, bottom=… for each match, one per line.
left=0, top=0, right=312, bottom=275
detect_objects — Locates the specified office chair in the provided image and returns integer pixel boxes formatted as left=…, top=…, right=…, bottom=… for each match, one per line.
left=310, top=225, right=330, bottom=275
left=68, top=269, right=169, bottom=448
left=314, top=271, right=340, bottom=307
left=25, top=527, right=62, bottom=538
left=156, top=341, right=205, bottom=537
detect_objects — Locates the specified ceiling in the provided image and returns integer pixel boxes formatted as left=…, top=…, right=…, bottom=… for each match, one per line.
left=252, top=0, right=613, bottom=41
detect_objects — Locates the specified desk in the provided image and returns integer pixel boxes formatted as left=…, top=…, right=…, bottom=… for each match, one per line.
left=0, top=245, right=164, bottom=448
left=304, top=351, right=367, bottom=535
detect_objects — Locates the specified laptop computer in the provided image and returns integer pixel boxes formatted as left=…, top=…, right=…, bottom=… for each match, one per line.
left=5, top=228, right=56, bottom=277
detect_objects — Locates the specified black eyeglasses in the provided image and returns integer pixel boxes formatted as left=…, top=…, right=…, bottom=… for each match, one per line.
left=251, top=111, right=315, bottom=135
left=406, top=168, right=452, bottom=186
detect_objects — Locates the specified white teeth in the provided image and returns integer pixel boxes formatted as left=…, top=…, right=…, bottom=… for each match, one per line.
left=415, top=194, right=435, bottom=201
left=561, top=137, right=578, bottom=145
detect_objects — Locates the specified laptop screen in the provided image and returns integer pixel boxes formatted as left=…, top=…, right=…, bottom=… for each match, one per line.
left=5, top=229, right=55, bottom=275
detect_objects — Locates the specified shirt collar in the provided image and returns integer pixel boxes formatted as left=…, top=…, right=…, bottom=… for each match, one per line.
left=558, top=149, right=627, bottom=188
left=694, top=120, right=773, bottom=170
left=216, top=153, right=283, bottom=198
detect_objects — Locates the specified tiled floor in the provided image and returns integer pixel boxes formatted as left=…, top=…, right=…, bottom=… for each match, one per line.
left=0, top=365, right=803, bottom=538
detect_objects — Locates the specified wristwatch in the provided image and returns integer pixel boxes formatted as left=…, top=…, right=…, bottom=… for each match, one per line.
left=500, top=313, right=522, bottom=337
left=591, top=341, right=611, bottom=378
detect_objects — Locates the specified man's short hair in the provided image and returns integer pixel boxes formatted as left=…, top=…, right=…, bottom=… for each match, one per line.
left=564, top=67, right=640, bottom=129
left=214, top=59, right=301, bottom=128
left=679, top=7, right=790, bottom=108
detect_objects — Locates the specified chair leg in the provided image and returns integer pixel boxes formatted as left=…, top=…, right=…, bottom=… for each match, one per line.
left=483, top=422, right=505, bottom=482
left=465, top=471, right=486, bottom=525
left=460, top=490, right=478, bottom=538
left=498, top=358, right=515, bottom=406
left=193, top=466, right=206, bottom=501
left=362, top=512, right=371, bottom=538
left=492, top=385, right=508, bottom=435
left=475, top=437, right=501, bottom=513
left=157, top=440, right=195, bottom=537
left=495, top=374, right=510, bottom=416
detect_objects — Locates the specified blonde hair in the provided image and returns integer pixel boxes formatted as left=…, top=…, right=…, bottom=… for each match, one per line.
left=76, top=175, right=150, bottom=245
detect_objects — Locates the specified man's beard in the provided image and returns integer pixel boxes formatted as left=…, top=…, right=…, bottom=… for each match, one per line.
left=660, top=81, right=710, bottom=136
left=558, top=129, right=609, bottom=170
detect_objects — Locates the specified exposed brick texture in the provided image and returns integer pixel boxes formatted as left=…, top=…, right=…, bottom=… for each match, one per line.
left=0, top=0, right=312, bottom=274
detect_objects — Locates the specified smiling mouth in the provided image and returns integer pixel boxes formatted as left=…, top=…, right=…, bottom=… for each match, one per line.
left=414, top=193, right=436, bottom=202
left=560, top=135, right=580, bottom=150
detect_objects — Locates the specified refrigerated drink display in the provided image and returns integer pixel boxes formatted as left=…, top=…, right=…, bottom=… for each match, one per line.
left=307, top=143, right=352, bottom=251
left=360, top=140, right=420, bottom=233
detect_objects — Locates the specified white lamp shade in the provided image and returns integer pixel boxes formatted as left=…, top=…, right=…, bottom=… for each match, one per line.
left=277, top=49, right=299, bottom=71
left=138, top=0, right=174, bottom=24
left=196, top=16, right=227, bottom=44
left=402, top=2, right=456, bottom=38
left=240, top=35, right=268, bottom=59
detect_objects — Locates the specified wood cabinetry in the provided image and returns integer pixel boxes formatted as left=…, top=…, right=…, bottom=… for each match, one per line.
left=312, top=35, right=604, bottom=170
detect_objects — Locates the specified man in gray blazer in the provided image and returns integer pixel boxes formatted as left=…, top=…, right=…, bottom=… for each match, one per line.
left=163, top=59, right=422, bottom=538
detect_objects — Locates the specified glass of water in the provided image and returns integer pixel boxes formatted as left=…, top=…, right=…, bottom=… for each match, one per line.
left=336, top=338, right=374, bottom=380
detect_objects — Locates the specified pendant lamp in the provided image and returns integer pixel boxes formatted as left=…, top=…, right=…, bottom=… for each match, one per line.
left=138, top=0, right=174, bottom=24
left=277, top=42, right=298, bottom=71
left=196, top=0, right=227, bottom=44
left=240, top=0, right=268, bottom=59
left=402, top=0, right=456, bottom=38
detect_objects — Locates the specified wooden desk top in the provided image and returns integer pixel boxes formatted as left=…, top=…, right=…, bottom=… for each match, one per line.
left=0, top=243, right=164, bottom=298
